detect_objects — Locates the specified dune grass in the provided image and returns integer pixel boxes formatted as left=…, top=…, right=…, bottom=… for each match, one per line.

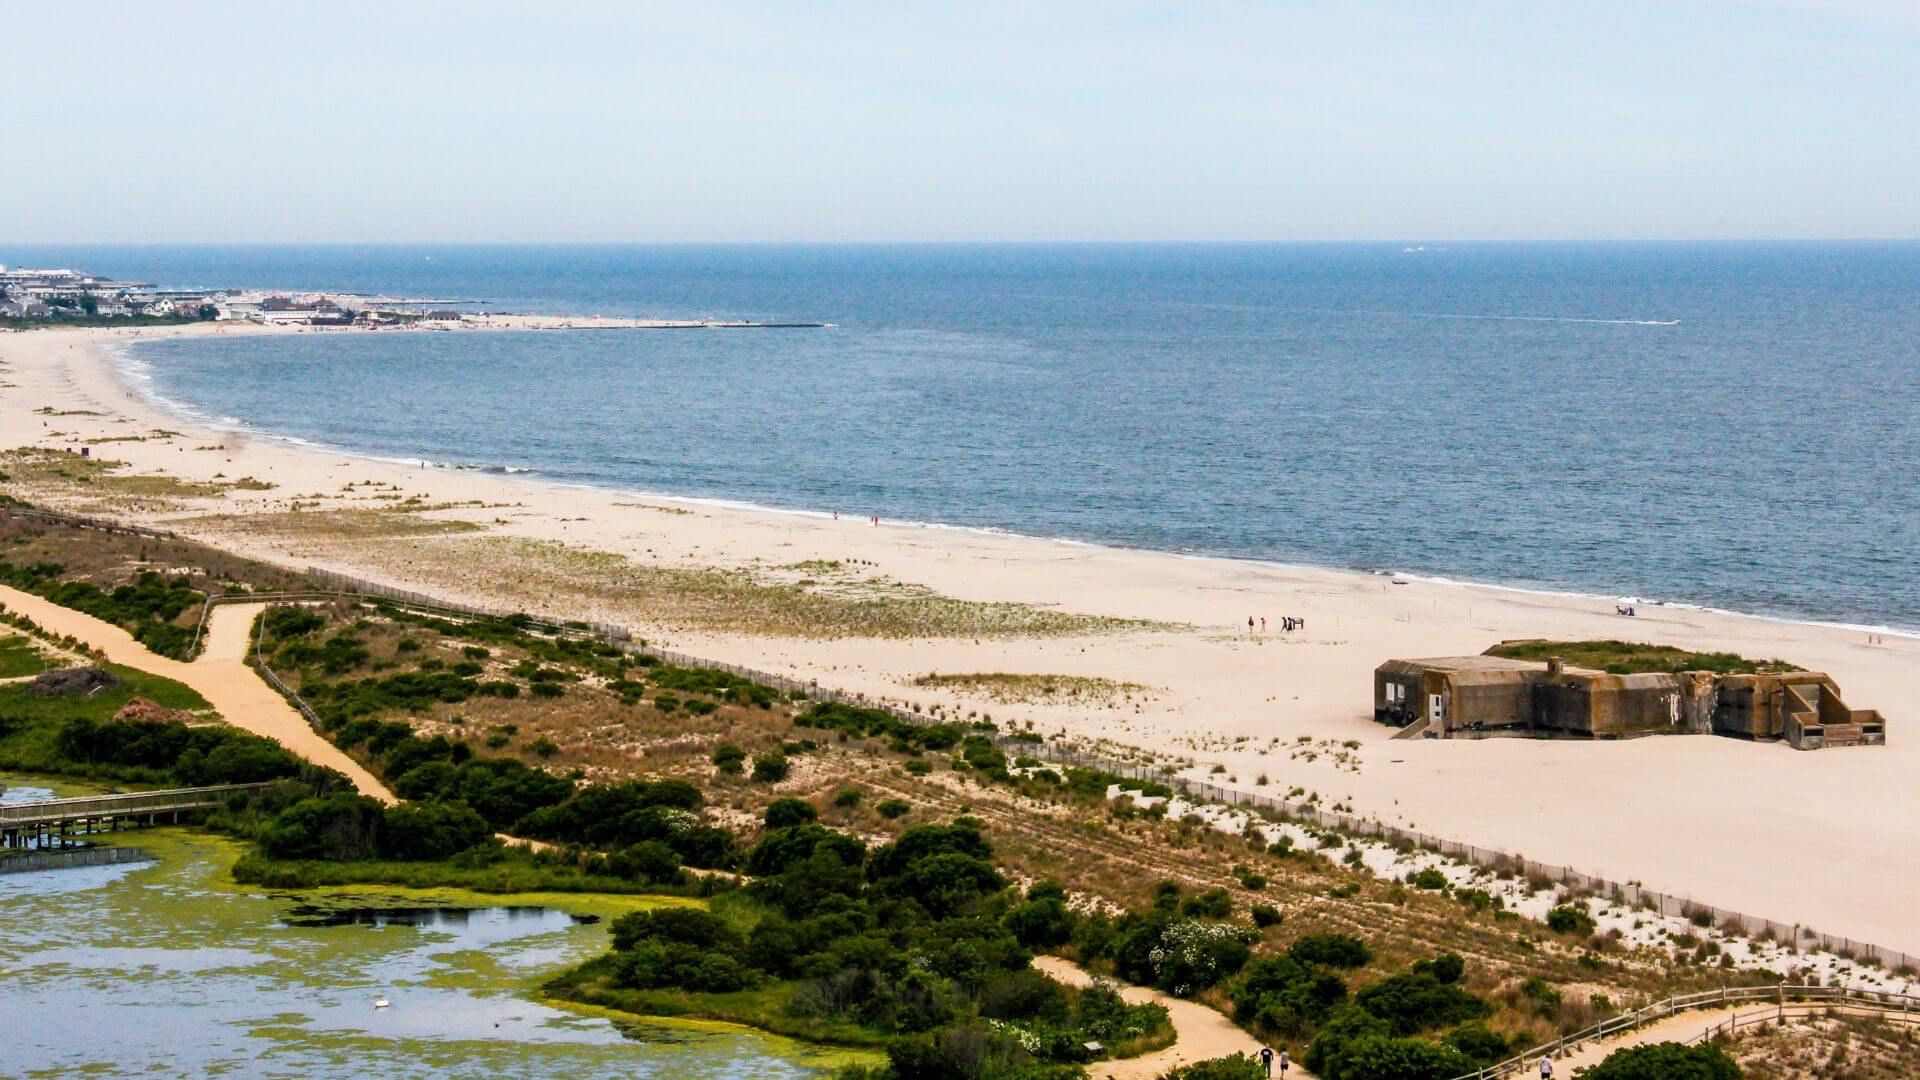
left=1485, top=639, right=1801, bottom=675
left=0, top=447, right=239, bottom=502
left=199, top=507, right=485, bottom=542
left=911, top=672, right=1155, bottom=705
left=420, top=536, right=1159, bottom=640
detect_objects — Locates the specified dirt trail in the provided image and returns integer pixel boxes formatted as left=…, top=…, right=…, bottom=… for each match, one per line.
left=1032, top=955, right=1278, bottom=1079
left=0, top=587, right=393, bottom=802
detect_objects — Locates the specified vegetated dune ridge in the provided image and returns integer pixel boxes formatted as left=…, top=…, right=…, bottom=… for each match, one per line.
left=0, top=584, right=391, bottom=802
left=3, top=322, right=1918, bottom=956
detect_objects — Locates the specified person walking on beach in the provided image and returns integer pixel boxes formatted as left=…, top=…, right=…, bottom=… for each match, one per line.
left=1538, top=1053, right=1553, bottom=1078
left=1248, top=616, right=1256, bottom=635
left=1278, top=1048, right=1289, bottom=1075
left=1260, top=617, right=1266, bottom=633
left=1258, top=1046, right=1273, bottom=1075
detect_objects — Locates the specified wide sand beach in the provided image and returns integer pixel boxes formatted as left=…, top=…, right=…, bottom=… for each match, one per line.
left=4, top=321, right=1918, bottom=954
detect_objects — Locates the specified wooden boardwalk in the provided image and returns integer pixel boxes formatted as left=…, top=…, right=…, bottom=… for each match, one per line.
left=0, top=783, right=273, bottom=848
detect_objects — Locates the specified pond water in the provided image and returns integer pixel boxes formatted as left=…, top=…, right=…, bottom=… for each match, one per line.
left=0, top=778, right=858, bottom=1078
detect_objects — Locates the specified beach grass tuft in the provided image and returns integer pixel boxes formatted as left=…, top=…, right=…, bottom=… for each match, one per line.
left=910, top=672, right=1156, bottom=705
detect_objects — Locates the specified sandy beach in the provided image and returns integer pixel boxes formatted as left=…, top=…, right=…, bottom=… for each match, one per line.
left=4, top=321, right=1918, bottom=954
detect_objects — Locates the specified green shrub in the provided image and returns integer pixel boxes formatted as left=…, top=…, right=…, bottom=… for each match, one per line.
left=712, top=743, right=746, bottom=774
left=1520, top=977, right=1561, bottom=1009
left=1582, top=1042, right=1741, bottom=1080
left=607, top=840, right=683, bottom=885
left=752, top=752, right=790, bottom=783
left=1353, top=970, right=1489, bottom=1036
left=1411, top=952, right=1464, bottom=984
left=1157, top=1053, right=1267, bottom=1080
left=1546, top=905, right=1596, bottom=936
left=764, top=797, right=818, bottom=829
left=1287, top=933, right=1372, bottom=969
left=1443, top=1021, right=1510, bottom=1069
left=877, top=798, right=912, bottom=819
left=1181, top=887, right=1234, bottom=919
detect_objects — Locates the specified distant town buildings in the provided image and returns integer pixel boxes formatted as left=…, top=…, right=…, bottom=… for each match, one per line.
left=0, top=263, right=392, bottom=327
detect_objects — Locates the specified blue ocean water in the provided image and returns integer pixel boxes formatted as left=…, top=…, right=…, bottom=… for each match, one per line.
left=17, top=243, right=1920, bottom=630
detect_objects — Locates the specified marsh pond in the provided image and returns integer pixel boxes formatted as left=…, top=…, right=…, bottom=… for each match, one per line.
left=0, top=778, right=854, bottom=1077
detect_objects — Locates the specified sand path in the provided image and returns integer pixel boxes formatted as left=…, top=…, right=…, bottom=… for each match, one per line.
left=1032, top=955, right=1279, bottom=1078
left=0, top=586, right=392, bottom=802
left=1548, top=1007, right=1744, bottom=1072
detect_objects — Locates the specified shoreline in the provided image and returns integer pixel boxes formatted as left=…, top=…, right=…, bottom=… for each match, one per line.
left=103, top=331, right=1920, bottom=643
left=7, top=321, right=1920, bottom=955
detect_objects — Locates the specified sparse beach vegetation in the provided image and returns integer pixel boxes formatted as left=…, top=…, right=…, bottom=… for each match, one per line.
left=1486, top=639, right=1800, bottom=676
left=911, top=672, right=1156, bottom=706
left=394, top=536, right=1160, bottom=640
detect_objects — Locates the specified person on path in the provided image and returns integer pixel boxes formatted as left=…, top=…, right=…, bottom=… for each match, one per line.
left=1279, top=1049, right=1289, bottom=1075
left=1249, top=616, right=1256, bottom=635
left=1539, top=1054, right=1553, bottom=1078
left=1260, top=617, right=1266, bottom=633
left=1258, top=1046, right=1273, bottom=1076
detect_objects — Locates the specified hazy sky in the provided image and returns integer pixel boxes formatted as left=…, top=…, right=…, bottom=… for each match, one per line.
left=4, top=1, right=1916, bottom=242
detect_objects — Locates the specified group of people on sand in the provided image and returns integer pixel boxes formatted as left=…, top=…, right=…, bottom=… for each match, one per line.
left=1249, top=616, right=1306, bottom=634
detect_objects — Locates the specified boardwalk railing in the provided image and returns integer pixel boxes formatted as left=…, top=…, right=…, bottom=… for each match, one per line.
left=14, top=505, right=1920, bottom=979
left=0, top=846, right=156, bottom=875
left=0, top=503, right=178, bottom=540
left=1455, top=984, right=1920, bottom=1078
left=0, top=783, right=276, bottom=828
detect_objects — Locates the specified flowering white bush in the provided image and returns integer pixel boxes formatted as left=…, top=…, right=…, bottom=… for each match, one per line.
left=1147, top=918, right=1257, bottom=997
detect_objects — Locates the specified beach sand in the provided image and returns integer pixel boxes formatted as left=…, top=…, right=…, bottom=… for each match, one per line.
left=3, top=322, right=1918, bottom=953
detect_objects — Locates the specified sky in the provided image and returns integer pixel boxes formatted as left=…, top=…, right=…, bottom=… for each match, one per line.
left=2, top=1, right=1916, bottom=243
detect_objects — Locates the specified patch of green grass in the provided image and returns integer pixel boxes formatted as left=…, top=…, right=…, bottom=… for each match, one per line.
left=0, top=664, right=218, bottom=782
left=0, top=635, right=52, bottom=679
left=0, top=662, right=210, bottom=719
left=546, top=956, right=893, bottom=1047
left=228, top=851, right=690, bottom=895
left=1485, top=639, right=1800, bottom=675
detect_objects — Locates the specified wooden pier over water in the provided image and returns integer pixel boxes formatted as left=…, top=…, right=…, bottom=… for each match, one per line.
left=0, top=783, right=274, bottom=849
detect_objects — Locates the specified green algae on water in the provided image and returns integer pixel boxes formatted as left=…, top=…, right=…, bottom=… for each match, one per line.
left=0, top=790, right=874, bottom=1077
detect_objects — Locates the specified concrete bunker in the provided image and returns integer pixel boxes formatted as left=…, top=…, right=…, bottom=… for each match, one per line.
left=1374, top=643, right=1884, bottom=750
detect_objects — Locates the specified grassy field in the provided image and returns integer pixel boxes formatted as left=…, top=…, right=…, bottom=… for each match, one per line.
left=1486, top=639, right=1802, bottom=675
left=548, top=957, right=897, bottom=1048
left=0, top=662, right=216, bottom=782
left=0, top=634, right=52, bottom=678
